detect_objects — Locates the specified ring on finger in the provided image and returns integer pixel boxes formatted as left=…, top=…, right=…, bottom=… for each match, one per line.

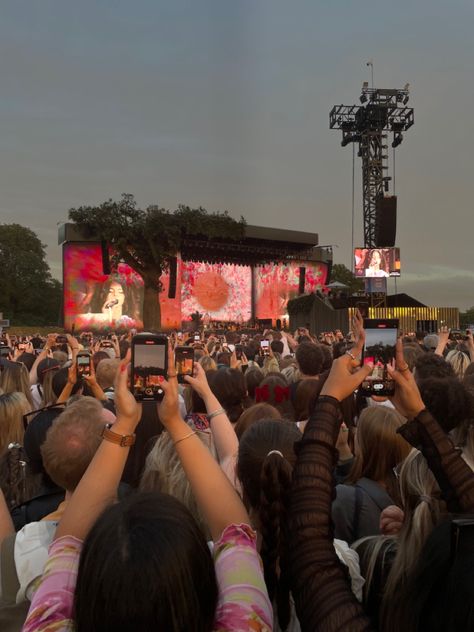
left=398, top=364, right=410, bottom=372
left=167, top=372, right=177, bottom=378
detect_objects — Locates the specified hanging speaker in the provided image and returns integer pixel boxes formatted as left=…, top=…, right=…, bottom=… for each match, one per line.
left=298, top=266, right=306, bottom=295
left=101, top=241, right=111, bottom=275
left=375, top=196, right=397, bottom=247
left=168, top=256, right=178, bottom=299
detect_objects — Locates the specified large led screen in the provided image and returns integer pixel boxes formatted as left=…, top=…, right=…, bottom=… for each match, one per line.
left=63, top=243, right=181, bottom=331
left=254, top=261, right=328, bottom=321
left=180, top=261, right=252, bottom=322
left=354, top=248, right=401, bottom=278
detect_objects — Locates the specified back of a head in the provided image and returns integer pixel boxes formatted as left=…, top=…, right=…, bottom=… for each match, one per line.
left=234, top=403, right=281, bottom=440
left=52, top=367, right=83, bottom=398
left=95, top=359, right=120, bottom=390
left=0, top=391, right=29, bottom=453
left=423, top=333, right=439, bottom=352
left=75, top=492, right=218, bottom=632
left=0, top=362, right=33, bottom=407
left=40, top=397, right=104, bottom=492
left=294, top=378, right=325, bottom=422
left=402, top=342, right=424, bottom=371
left=237, top=420, right=301, bottom=629
left=445, top=349, right=471, bottom=380
left=209, top=368, right=248, bottom=423
left=256, top=374, right=294, bottom=421
left=348, top=406, right=411, bottom=498
left=271, top=340, right=284, bottom=355
left=245, top=367, right=264, bottom=399
left=417, top=376, right=473, bottom=433
left=414, top=353, right=455, bottom=381
left=295, top=342, right=324, bottom=376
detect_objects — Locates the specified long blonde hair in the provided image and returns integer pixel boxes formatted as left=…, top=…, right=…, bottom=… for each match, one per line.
left=347, top=406, right=411, bottom=502
left=0, top=363, right=33, bottom=409
left=0, top=392, right=30, bottom=453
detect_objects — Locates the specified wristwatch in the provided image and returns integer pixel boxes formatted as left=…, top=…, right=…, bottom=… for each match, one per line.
left=101, top=423, right=136, bottom=447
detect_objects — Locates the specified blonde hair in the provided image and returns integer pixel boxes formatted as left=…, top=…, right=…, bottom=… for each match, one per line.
left=347, top=406, right=411, bottom=503
left=446, top=349, right=471, bottom=380
left=381, top=449, right=444, bottom=631
left=199, top=356, right=217, bottom=372
left=0, top=392, right=30, bottom=453
left=95, top=359, right=120, bottom=390
left=0, top=363, right=33, bottom=408
left=140, top=427, right=216, bottom=536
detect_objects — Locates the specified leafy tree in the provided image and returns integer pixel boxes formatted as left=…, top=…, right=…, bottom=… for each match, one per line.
left=69, top=194, right=246, bottom=330
left=459, top=307, right=474, bottom=329
left=330, top=263, right=364, bottom=294
left=0, top=224, right=62, bottom=326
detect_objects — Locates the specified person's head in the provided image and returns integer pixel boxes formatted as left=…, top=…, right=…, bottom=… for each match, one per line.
left=255, top=374, right=294, bottom=421
left=40, top=397, right=105, bottom=492
left=0, top=361, right=33, bottom=408
left=37, top=358, right=61, bottom=406
left=417, top=376, right=473, bottom=434
left=95, top=359, right=120, bottom=390
left=423, top=333, right=439, bottom=352
left=270, top=340, right=284, bottom=355
left=140, top=425, right=215, bottom=535
left=52, top=367, right=83, bottom=399
left=0, top=391, right=29, bottom=453
left=369, top=249, right=382, bottom=267
left=93, top=275, right=143, bottom=321
left=347, top=406, right=411, bottom=502
left=402, top=342, right=424, bottom=371
left=237, top=420, right=301, bottom=629
left=294, top=378, right=325, bottom=422
left=414, top=353, right=455, bottom=381
left=74, top=492, right=218, bottom=632
left=234, top=403, right=282, bottom=440
left=209, top=368, right=249, bottom=423
left=16, top=352, right=36, bottom=372
left=445, top=349, right=471, bottom=380
left=199, top=355, right=217, bottom=372
left=245, top=367, right=265, bottom=400
left=295, top=342, right=325, bottom=377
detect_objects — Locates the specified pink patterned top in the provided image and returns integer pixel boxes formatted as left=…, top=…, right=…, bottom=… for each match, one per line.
left=22, top=523, right=273, bottom=631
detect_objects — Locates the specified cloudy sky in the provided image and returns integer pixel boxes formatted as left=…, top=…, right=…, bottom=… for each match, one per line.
left=1, top=1, right=473, bottom=309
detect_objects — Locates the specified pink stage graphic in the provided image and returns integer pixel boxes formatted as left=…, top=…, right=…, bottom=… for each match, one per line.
left=63, top=243, right=328, bottom=331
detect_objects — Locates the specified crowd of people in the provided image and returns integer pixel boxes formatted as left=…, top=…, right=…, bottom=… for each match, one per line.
left=0, top=317, right=474, bottom=631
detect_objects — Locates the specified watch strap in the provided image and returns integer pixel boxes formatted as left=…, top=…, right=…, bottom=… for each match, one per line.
left=102, top=424, right=136, bottom=447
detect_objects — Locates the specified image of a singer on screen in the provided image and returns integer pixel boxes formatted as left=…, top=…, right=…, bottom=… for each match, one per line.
left=364, top=249, right=390, bottom=278
left=76, top=275, right=144, bottom=329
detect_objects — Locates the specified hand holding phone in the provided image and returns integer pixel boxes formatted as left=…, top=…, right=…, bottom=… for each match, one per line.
left=131, top=334, right=168, bottom=401
left=360, top=319, right=398, bottom=396
left=175, top=346, right=194, bottom=383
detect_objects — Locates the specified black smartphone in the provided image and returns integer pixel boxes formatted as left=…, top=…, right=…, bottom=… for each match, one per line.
left=175, top=346, right=194, bottom=383
left=56, top=335, right=68, bottom=344
left=131, top=334, right=168, bottom=401
left=260, top=340, right=270, bottom=356
left=76, top=351, right=92, bottom=378
left=360, top=319, right=398, bottom=396
left=235, top=344, right=243, bottom=360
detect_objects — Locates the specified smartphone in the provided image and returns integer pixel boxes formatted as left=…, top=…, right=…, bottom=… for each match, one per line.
left=175, top=346, right=194, bottom=383
left=235, top=344, right=243, bottom=360
left=131, top=334, right=168, bottom=401
left=194, top=334, right=200, bottom=342
left=76, top=351, right=92, bottom=378
left=56, top=335, right=68, bottom=344
left=261, top=340, right=270, bottom=356
left=360, top=319, right=398, bottom=396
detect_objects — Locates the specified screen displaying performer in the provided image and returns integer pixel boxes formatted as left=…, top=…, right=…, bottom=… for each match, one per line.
left=354, top=248, right=401, bottom=278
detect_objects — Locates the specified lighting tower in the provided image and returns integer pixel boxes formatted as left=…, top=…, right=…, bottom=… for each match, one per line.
left=330, top=83, right=414, bottom=248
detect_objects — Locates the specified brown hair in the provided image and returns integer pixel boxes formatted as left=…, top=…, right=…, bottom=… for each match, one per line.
left=234, top=403, right=281, bottom=440
left=40, top=397, right=103, bottom=491
left=347, top=406, right=411, bottom=503
left=294, top=378, right=324, bottom=421
left=0, top=392, right=29, bottom=453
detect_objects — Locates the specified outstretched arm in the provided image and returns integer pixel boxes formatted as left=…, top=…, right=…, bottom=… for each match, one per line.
left=289, top=341, right=374, bottom=632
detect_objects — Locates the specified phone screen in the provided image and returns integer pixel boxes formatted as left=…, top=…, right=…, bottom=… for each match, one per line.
left=261, top=340, right=270, bottom=355
left=132, top=336, right=167, bottom=401
left=361, top=319, right=398, bottom=396
left=76, top=354, right=91, bottom=377
left=194, top=334, right=200, bottom=341
left=175, top=346, right=194, bottom=383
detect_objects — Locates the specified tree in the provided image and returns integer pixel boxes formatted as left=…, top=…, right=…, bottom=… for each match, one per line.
left=69, top=194, right=246, bottom=330
left=330, top=263, right=364, bottom=294
left=0, top=224, right=62, bottom=326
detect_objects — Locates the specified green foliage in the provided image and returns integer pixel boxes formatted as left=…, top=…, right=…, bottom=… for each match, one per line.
left=0, top=224, right=62, bottom=326
left=69, top=194, right=246, bottom=290
left=459, top=307, right=474, bottom=328
left=330, top=263, right=364, bottom=294
left=287, top=294, right=316, bottom=316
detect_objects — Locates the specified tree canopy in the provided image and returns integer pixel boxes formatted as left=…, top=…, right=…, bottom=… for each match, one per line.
left=0, top=224, right=62, bottom=326
left=69, top=194, right=247, bottom=329
left=330, top=263, right=364, bottom=294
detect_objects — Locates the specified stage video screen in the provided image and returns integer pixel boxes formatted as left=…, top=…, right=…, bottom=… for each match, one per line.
left=63, top=243, right=181, bottom=332
left=180, top=261, right=252, bottom=322
left=254, top=261, right=328, bottom=321
left=354, top=248, right=401, bottom=278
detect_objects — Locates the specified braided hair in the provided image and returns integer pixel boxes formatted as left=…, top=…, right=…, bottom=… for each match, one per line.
left=237, top=420, right=301, bottom=630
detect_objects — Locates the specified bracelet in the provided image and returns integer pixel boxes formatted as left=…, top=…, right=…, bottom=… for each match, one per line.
left=174, top=430, right=197, bottom=446
left=207, top=407, right=226, bottom=421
